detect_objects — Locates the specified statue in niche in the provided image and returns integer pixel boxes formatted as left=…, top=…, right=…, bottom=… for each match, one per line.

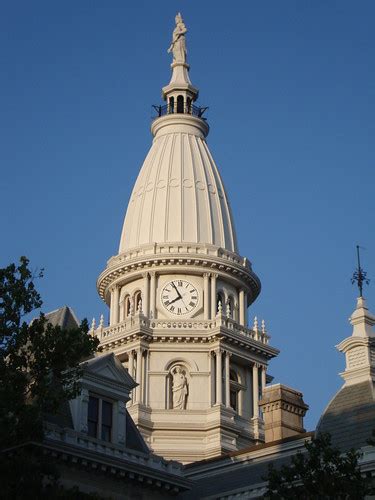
left=171, top=365, right=188, bottom=409
left=167, top=13, right=187, bottom=63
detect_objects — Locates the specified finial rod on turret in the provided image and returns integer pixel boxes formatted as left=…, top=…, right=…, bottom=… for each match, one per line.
left=351, top=245, right=370, bottom=297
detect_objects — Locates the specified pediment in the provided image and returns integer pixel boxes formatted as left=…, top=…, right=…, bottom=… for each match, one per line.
left=82, top=353, right=136, bottom=389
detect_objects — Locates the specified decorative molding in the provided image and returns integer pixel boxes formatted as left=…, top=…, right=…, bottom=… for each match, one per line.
left=97, top=244, right=260, bottom=303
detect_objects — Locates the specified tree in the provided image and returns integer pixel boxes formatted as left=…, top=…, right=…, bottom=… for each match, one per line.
left=264, top=433, right=370, bottom=499
left=0, top=257, right=99, bottom=497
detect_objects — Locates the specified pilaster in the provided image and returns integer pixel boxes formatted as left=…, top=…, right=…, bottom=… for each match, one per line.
left=203, top=272, right=210, bottom=320
left=215, top=348, right=223, bottom=406
left=150, top=271, right=156, bottom=319
left=211, top=273, right=218, bottom=319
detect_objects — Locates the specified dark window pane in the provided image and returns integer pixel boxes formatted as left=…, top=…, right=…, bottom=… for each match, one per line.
left=88, top=420, right=97, bottom=438
left=102, top=401, right=112, bottom=427
left=88, top=396, right=99, bottom=421
left=101, top=424, right=111, bottom=442
left=88, top=396, right=99, bottom=438
left=230, top=389, right=237, bottom=411
left=101, top=401, right=112, bottom=442
left=177, top=95, right=184, bottom=113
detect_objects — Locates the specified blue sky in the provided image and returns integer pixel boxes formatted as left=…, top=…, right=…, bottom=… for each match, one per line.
left=1, top=1, right=374, bottom=430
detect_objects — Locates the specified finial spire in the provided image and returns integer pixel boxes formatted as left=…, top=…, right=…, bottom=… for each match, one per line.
left=351, top=245, right=370, bottom=297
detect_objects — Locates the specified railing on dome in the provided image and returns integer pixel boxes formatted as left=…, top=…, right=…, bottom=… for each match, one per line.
left=152, top=104, right=209, bottom=120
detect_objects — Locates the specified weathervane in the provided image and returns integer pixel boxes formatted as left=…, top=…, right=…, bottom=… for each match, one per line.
left=351, top=245, right=370, bottom=297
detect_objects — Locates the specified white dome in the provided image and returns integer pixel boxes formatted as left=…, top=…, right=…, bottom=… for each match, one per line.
left=119, top=114, right=238, bottom=254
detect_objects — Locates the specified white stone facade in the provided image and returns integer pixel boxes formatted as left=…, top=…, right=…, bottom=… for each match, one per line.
left=94, top=15, right=279, bottom=463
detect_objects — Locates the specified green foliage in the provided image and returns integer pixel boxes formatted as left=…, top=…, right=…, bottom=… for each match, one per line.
left=264, top=433, right=370, bottom=499
left=0, top=257, right=99, bottom=497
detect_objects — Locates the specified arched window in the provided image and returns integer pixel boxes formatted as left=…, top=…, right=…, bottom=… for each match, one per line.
left=134, top=290, right=142, bottom=313
left=169, top=96, right=174, bottom=113
left=229, top=369, right=240, bottom=412
left=186, top=97, right=192, bottom=114
left=216, top=292, right=224, bottom=314
left=177, top=95, right=184, bottom=113
left=227, top=296, right=234, bottom=318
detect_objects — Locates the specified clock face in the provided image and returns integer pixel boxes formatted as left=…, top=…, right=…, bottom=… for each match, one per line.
left=161, top=280, right=199, bottom=316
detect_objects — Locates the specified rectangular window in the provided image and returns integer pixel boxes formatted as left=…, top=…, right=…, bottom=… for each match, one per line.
left=87, top=395, right=113, bottom=442
left=101, top=400, right=113, bottom=442
left=88, top=396, right=99, bottom=438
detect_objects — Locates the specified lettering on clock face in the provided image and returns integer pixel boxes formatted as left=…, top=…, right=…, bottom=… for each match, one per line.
left=161, top=280, right=199, bottom=316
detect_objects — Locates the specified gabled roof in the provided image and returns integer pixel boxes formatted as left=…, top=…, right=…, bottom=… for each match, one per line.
left=44, top=305, right=80, bottom=330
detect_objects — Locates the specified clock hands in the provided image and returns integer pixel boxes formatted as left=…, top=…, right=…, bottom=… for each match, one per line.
left=170, top=281, right=188, bottom=309
left=171, top=281, right=182, bottom=299
left=168, top=295, right=181, bottom=305
left=162, top=280, right=197, bottom=315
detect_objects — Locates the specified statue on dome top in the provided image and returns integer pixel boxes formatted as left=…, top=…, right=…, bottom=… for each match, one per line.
left=167, top=13, right=187, bottom=64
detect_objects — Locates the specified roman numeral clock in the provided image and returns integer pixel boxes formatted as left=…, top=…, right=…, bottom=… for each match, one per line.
left=161, top=280, right=199, bottom=316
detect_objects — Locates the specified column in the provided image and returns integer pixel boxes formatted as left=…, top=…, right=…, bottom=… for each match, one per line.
left=203, top=273, right=210, bottom=320
left=135, top=348, right=143, bottom=403
left=211, top=273, right=217, bottom=318
left=150, top=271, right=156, bottom=319
left=215, top=349, right=223, bottom=405
left=239, top=289, right=245, bottom=326
left=113, top=285, right=120, bottom=325
left=246, top=367, right=252, bottom=419
left=119, top=292, right=124, bottom=322
left=140, top=349, right=148, bottom=404
left=225, top=351, right=231, bottom=408
left=252, top=363, right=259, bottom=418
left=109, top=288, right=115, bottom=325
left=261, top=365, right=267, bottom=398
left=143, top=272, right=149, bottom=317
left=244, top=292, right=248, bottom=327
left=79, top=388, right=90, bottom=433
left=117, top=401, right=126, bottom=445
left=128, top=350, right=134, bottom=378
left=143, top=349, right=150, bottom=405
left=209, top=351, right=213, bottom=406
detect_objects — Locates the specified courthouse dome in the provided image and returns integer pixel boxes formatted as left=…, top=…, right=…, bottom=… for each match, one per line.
left=118, top=25, right=238, bottom=255
left=119, top=117, right=238, bottom=254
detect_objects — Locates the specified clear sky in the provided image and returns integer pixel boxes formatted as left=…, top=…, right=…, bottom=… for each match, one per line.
left=1, top=1, right=374, bottom=430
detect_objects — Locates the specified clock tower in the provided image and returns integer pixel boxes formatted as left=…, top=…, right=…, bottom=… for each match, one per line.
left=95, top=14, right=279, bottom=463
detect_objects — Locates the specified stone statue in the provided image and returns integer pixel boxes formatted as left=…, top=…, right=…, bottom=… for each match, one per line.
left=171, top=365, right=188, bottom=409
left=167, top=13, right=187, bottom=63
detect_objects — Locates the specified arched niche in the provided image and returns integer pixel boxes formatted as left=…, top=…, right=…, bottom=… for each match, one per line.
left=165, top=361, right=190, bottom=410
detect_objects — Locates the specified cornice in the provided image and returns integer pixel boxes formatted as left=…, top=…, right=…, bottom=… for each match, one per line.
left=151, top=113, right=209, bottom=138
left=38, top=435, right=190, bottom=493
left=98, top=319, right=278, bottom=360
left=97, top=248, right=260, bottom=304
left=337, top=335, right=375, bottom=353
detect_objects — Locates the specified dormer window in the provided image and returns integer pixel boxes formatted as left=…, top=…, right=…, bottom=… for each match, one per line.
left=88, top=395, right=113, bottom=442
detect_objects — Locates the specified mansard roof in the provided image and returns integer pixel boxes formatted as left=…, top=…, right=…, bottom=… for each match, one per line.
left=316, top=380, right=375, bottom=451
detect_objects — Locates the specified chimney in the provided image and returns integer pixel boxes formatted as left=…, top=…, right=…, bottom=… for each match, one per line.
left=259, top=384, right=309, bottom=443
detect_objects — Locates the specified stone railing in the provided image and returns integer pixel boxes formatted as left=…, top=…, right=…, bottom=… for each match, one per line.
left=99, top=314, right=150, bottom=340
left=216, top=315, right=270, bottom=344
left=150, top=319, right=216, bottom=330
left=106, top=242, right=250, bottom=270
left=44, top=423, right=184, bottom=475
left=94, top=314, right=270, bottom=345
